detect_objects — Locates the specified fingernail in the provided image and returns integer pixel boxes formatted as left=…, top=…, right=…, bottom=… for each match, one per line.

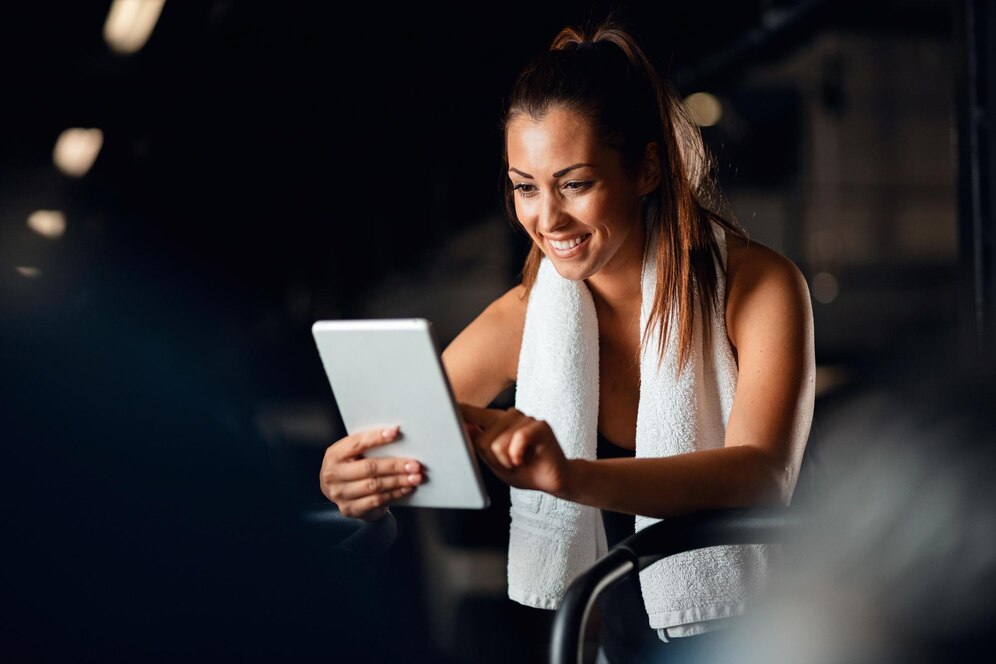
left=404, top=462, right=419, bottom=473
left=408, top=474, right=421, bottom=484
left=382, top=425, right=399, bottom=438
left=401, top=487, right=413, bottom=494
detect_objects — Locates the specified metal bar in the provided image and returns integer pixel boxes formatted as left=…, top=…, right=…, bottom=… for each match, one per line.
left=548, top=507, right=807, bottom=664
left=955, top=0, right=996, bottom=355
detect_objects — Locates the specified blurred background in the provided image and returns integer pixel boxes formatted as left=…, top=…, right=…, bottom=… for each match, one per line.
left=1, top=0, right=993, bottom=661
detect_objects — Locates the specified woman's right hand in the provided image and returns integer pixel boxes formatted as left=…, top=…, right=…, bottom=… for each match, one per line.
left=319, top=424, right=423, bottom=522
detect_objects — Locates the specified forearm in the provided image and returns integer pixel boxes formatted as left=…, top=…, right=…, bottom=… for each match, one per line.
left=556, top=445, right=791, bottom=520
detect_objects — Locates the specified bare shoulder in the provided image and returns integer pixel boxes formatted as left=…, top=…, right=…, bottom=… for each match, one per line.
left=468, top=283, right=529, bottom=343
left=441, top=283, right=529, bottom=407
left=724, top=231, right=812, bottom=349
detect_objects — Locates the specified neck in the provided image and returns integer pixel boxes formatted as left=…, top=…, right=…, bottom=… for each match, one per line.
left=584, top=222, right=647, bottom=320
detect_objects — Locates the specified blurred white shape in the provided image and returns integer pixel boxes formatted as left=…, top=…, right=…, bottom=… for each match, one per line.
left=812, top=271, right=839, bottom=304
left=16, top=266, right=42, bottom=278
left=27, top=210, right=67, bottom=240
left=53, top=128, right=104, bottom=177
left=684, top=92, right=723, bottom=127
left=103, top=0, right=165, bottom=55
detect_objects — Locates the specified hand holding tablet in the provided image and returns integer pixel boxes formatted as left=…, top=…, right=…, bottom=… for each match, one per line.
left=318, top=422, right=424, bottom=521
left=313, top=319, right=491, bottom=519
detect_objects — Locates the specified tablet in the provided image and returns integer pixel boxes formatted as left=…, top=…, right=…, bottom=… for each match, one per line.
left=311, top=318, right=490, bottom=510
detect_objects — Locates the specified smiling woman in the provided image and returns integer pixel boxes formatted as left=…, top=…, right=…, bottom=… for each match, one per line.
left=319, top=15, right=814, bottom=664
left=505, top=107, right=652, bottom=283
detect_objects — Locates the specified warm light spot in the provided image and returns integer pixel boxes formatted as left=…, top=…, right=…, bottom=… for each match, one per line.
left=27, top=210, right=67, bottom=239
left=103, top=0, right=166, bottom=55
left=16, top=266, right=42, bottom=278
left=812, top=272, right=839, bottom=304
left=53, top=128, right=104, bottom=177
left=684, top=92, right=723, bottom=127
left=815, top=365, right=849, bottom=397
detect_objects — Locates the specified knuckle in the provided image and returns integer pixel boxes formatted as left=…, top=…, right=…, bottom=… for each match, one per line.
left=366, top=477, right=380, bottom=493
left=364, top=459, right=377, bottom=477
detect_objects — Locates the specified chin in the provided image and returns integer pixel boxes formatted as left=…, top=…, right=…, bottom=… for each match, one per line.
left=546, top=257, right=595, bottom=282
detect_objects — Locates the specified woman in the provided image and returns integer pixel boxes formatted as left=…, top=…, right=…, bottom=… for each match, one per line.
left=319, top=18, right=814, bottom=663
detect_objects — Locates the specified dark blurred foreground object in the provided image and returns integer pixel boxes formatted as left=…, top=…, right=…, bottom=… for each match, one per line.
left=0, top=289, right=436, bottom=661
left=302, top=504, right=398, bottom=568
left=698, top=328, right=996, bottom=664
left=550, top=322, right=996, bottom=664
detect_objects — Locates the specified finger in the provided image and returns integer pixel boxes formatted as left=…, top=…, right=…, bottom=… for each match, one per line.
left=480, top=411, right=531, bottom=471
left=469, top=424, right=503, bottom=474
left=509, top=420, right=548, bottom=466
left=345, top=486, right=414, bottom=518
left=337, top=473, right=422, bottom=500
left=331, top=456, right=421, bottom=483
left=474, top=408, right=529, bottom=456
left=463, top=422, right=483, bottom=442
left=330, top=425, right=401, bottom=462
left=459, top=403, right=506, bottom=428
left=490, top=432, right=512, bottom=470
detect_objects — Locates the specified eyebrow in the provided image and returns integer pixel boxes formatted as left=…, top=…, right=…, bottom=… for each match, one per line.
left=507, top=163, right=594, bottom=179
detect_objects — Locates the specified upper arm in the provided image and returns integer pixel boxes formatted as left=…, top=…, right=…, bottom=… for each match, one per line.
left=441, top=284, right=528, bottom=408
left=723, top=236, right=816, bottom=501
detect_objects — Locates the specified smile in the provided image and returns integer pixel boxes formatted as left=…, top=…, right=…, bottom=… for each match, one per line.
left=547, top=233, right=591, bottom=257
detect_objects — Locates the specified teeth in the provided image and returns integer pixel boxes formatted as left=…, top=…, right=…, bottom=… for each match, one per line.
left=550, top=235, right=588, bottom=250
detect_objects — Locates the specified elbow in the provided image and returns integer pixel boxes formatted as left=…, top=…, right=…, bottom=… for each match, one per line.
left=763, top=455, right=797, bottom=507
left=767, top=460, right=796, bottom=506
left=739, top=447, right=796, bottom=508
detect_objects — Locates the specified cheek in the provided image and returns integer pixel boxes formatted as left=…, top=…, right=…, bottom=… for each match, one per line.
left=515, top=200, right=538, bottom=234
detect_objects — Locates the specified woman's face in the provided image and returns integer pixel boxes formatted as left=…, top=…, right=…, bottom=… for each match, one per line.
left=506, top=106, right=654, bottom=283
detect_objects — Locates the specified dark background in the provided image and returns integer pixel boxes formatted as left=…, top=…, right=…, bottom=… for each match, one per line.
left=0, top=1, right=976, bottom=662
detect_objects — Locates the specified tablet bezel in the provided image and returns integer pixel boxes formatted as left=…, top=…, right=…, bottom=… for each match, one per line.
left=311, top=318, right=491, bottom=510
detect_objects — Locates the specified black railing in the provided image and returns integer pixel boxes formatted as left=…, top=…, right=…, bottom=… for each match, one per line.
left=549, top=506, right=808, bottom=664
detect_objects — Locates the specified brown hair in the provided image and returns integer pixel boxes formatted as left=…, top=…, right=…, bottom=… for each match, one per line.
left=501, top=18, right=747, bottom=371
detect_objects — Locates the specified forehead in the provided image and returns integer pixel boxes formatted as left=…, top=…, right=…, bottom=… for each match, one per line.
left=506, top=107, right=607, bottom=173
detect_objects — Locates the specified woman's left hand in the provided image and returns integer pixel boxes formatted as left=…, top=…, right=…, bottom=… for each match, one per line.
left=459, top=404, right=572, bottom=496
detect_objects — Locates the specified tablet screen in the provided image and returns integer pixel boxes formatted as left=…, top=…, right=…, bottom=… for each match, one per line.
left=312, top=318, right=490, bottom=510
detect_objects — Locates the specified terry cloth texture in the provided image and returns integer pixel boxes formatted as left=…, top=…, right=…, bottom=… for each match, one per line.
left=507, top=223, right=773, bottom=639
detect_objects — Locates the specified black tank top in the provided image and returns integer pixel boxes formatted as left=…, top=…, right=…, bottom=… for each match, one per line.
left=596, top=430, right=636, bottom=547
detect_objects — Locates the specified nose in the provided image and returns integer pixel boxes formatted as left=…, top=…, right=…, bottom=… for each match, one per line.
left=536, top=191, right=569, bottom=236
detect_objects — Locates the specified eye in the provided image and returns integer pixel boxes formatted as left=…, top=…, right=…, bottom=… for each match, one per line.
left=512, top=183, right=538, bottom=198
left=563, top=180, right=594, bottom=192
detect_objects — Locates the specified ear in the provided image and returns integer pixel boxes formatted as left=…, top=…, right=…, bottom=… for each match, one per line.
left=638, top=141, right=661, bottom=196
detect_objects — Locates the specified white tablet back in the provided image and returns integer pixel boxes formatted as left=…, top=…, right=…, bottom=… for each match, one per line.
left=312, top=318, right=490, bottom=510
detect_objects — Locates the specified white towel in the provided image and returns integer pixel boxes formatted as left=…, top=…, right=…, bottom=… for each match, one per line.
left=508, top=223, right=773, bottom=637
